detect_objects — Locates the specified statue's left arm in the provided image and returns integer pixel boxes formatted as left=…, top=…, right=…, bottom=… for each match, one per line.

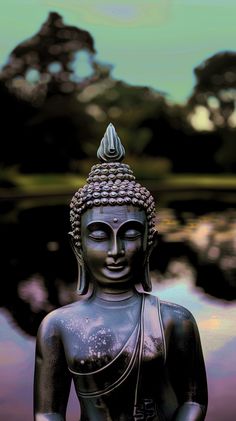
left=165, top=305, right=208, bottom=421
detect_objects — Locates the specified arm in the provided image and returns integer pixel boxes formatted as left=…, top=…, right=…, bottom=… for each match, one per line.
left=167, top=306, right=208, bottom=421
left=34, top=313, right=72, bottom=421
left=173, top=402, right=205, bottom=421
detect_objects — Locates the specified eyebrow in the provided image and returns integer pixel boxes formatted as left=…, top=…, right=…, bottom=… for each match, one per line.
left=87, top=221, right=110, bottom=230
left=86, top=220, right=146, bottom=230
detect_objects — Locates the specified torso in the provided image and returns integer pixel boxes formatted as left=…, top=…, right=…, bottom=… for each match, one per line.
left=54, top=293, right=180, bottom=420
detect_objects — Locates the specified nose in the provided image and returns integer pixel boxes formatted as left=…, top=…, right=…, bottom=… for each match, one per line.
left=107, top=235, right=125, bottom=259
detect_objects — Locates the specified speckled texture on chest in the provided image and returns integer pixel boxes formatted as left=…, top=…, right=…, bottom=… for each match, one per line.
left=61, top=297, right=141, bottom=373
left=73, top=324, right=120, bottom=371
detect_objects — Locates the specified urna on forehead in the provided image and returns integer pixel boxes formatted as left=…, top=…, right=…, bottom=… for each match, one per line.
left=69, top=123, right=156, bottom=248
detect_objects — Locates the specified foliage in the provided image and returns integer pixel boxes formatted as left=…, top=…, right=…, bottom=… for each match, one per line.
left=188, top=51, right=236, bottom=171
left=0, top=13, right=235, bottom=177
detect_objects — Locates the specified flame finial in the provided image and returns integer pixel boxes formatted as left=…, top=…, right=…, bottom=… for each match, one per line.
left=97, top=123, right=125, bottom=162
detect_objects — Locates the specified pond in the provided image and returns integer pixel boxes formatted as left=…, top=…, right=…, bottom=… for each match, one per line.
left=0, top=199, right=236, bottom=420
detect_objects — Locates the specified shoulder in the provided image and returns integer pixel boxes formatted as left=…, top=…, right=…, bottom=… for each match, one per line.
left=37, top=298, right=91, bottom=338
left=37, top=302, right=77, bottom=338
left=144, top=293, right=195, bottom=323
left=36, top=302, right=82, bottom=356
left=160, top=300, right=196, bottom=323
left=159, top=299, right=199, bottom=343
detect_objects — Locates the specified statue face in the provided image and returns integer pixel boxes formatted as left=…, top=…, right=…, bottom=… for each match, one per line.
left=81, top=205, right=148, bottom=290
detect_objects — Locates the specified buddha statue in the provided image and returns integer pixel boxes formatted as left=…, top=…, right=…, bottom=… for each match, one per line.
left=34, top=124, right=208, bottom=421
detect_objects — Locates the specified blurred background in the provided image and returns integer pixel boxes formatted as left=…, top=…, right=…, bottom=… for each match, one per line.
left=0, top=1, right=236, bottom=420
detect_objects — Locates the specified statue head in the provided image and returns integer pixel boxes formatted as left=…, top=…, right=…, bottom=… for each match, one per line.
left=69, top=123, right=156, bottom=294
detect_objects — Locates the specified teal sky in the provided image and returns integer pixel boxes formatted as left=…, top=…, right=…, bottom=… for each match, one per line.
left=1, top=0, right=236, bottom=103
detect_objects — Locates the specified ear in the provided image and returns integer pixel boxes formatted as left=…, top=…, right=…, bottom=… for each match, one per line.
left=152, top=230, right=158, bottom=248
left=147, top=230, right=158, bottom=258
left=68, top=232, right=82, bottom=263
left=68, top=232, right=89, bottom=296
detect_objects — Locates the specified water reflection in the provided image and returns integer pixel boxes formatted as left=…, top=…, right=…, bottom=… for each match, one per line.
left=153, top=277, right=236, bottom=421
left=154, top=207, right=236, bottom=300
left=0, top=202, right=236, bottom=420
left=0, top=309, right=35, bottom=421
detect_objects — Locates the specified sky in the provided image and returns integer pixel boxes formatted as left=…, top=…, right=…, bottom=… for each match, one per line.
left=1, top=0, right=236, bottom=103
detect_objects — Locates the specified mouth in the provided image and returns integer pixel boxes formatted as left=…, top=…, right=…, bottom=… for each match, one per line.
left=106, top=264, right=126, bottom=271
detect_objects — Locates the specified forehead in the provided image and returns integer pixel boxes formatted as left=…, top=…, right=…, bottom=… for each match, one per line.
left=81, top=205, right=147, bottom=227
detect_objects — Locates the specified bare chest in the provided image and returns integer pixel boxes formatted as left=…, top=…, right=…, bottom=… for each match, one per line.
left=61, top=303, right=140, bottom=373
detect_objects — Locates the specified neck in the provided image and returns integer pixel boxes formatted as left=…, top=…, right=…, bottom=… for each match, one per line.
left=95, top=286, right=137, bottom=301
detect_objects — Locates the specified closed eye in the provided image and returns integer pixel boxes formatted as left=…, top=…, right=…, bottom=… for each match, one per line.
left=122, top=229, right=142, bottom=240
left=88, top=230, right=108, bottom=241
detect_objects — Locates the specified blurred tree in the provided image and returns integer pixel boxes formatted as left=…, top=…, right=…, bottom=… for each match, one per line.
left=0, top=79, right=35, bottom=174
left=189, top=52, right=236, bottom=128
left=188, top=52, right=236, bottom=171
left=0, top=12, right=104, bottom=172
left=139, top=102, right=222, bottom=173
left=0, top=12, right=98, bottom=104
left=0, top=11, right=169, bottom=174
left=0, top=12, right=231, bottom=176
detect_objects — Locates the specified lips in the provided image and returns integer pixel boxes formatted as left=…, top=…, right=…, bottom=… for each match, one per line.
left=106, top=264, right=126, bottom=271
left=105, top=259, right=127, bottom=272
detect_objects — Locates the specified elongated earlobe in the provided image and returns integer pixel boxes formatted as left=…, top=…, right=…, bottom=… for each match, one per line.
left=141, top=230, right=158, bottom=292
left=141, top=258, right=152, bottom=292
left=76, top=257, right=89, bottom=295
left=68, top=233, right=89, bottom=295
